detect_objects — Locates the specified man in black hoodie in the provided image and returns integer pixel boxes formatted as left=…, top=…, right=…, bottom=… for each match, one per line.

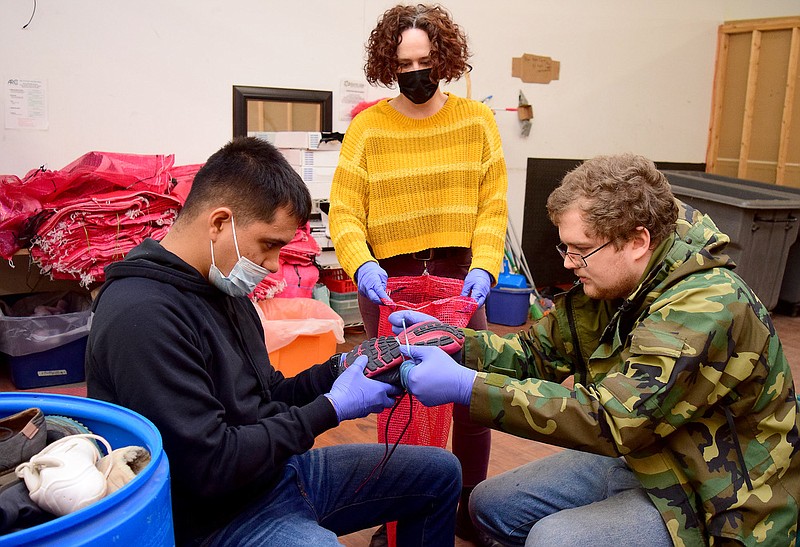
left=86, top=137, right=461, bottom=546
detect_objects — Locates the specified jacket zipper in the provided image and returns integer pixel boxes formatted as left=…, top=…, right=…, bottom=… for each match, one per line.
left=565, top=290, right=589, bottom=384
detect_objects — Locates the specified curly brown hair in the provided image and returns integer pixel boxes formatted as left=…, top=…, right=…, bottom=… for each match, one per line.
left=546, top=154, right=678, bottom=248
left=364, top=4, right=471, bottom=87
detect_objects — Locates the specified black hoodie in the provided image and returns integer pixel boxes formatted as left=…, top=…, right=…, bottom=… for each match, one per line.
left=86, top=238, right=339, bottom=544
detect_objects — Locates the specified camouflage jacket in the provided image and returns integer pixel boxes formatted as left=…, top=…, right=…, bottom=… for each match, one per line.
left=462, top=201, right=800, bottom=546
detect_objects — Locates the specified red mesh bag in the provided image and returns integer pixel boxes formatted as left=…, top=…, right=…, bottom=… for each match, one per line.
left=375, top=275, right=478, bottom=448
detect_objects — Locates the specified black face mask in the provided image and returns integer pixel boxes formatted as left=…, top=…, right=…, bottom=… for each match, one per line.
left=397, top=68, right=439, bottom=104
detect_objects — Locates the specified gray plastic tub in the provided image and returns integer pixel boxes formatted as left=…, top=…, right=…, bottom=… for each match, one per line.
left=663, top=171, right=800, bottom=311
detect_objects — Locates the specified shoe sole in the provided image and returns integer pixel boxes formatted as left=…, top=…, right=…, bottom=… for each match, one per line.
left=344, top=321, right=465, bottom=385
left=398, top=320, right=465, bottom=354
left=344, top=337, right=404, bottom=379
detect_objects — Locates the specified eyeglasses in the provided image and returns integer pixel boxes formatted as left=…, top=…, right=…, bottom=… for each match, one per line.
left=556, top=241, right=612, bottom=268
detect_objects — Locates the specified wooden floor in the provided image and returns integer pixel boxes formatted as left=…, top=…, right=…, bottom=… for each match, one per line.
left=319, top=313, right=800, bottom=546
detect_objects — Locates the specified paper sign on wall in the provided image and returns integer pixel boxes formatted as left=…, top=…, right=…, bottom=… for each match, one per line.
left=339, top=79, right=367, bottom=121
left=5, top=78, right=49, bottom=130
left=511, top=54, right=560, bottom=84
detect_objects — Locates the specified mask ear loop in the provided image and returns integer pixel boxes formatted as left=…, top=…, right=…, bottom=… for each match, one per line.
left=209, top=214, right=241, bottom=268
left=229, top=215, right=243, bottom=260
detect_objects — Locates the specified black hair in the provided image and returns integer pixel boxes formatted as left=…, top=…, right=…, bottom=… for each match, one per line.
left=179, top=136, right=311, bottom=225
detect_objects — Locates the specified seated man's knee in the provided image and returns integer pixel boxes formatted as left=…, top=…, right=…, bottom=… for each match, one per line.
left=525, top=513, right=566, bottom=546
left=420, top=446, right=462, bottom=490
left=468, top=479, right=502, bottom=530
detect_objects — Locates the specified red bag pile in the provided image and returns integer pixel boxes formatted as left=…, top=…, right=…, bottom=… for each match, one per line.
left=0, top=152, right=201, bottom=285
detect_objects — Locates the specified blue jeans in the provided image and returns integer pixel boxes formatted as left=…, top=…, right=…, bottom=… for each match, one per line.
left=203, top=443, right=461, bottom=546
left=469, top=449, right=672, bottom=546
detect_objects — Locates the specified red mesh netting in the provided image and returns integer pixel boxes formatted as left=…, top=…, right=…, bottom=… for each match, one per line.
left=376, top=275, right=478, bottom=448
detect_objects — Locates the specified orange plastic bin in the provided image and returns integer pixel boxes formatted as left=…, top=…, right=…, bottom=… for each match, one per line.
left=256, top=298, right=345, bottom=376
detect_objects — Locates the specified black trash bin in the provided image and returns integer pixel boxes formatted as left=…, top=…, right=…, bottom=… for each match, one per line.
left=663, top=171, right=800, bottom=311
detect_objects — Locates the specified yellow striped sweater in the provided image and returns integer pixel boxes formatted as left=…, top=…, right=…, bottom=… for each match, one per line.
left=329, top=93, right=509, bottom=282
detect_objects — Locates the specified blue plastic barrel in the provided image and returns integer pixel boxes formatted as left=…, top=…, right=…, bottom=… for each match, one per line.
left=0, top=393, right=173, bottom=546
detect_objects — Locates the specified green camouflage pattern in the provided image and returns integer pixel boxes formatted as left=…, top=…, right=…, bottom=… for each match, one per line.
left=462, top=201, right=799, bottom=546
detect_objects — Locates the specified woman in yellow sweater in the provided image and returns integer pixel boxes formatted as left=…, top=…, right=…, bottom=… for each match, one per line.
left=329, top=4, right=508, bottom=543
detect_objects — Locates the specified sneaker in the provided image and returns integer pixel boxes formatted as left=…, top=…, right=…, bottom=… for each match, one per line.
left=0, top=408, right=47, bottom=488
left=342, top=321, right=466, bottom=386
left=44, top=415, right=94, bottom=444
left=396, top=320, right=465, bottom=355
left=15, top=433, right=113, bottom=516
left=96, top=446, right=151, bottom=495
left=343, top=336, right=404, bottom=383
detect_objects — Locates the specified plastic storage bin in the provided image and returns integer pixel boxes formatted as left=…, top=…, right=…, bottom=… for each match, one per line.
left=0, top=392, right=173, bottom=546
left=486, top=287, right=533, bottom=326
left=667, top=172, right=800, bottom=314
left=329, top=291, right=363, bottom=326
left=6, top=336, right=87, bottom=389
left=256, top=298, right=344, bottom=376
left=319, top=268, right=357, bottom=294
left=0, top=292, right=91, bottom=389
left=663, top=171, right=800, bottom=310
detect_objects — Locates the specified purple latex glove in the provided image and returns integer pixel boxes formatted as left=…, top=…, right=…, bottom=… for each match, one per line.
left=325, top=355, right=400, bottom=421
left=460, top=268, right=492, bottom=307
left=398, top=344, right=476, bottom=407
left=387, top=310, right=437, bottom=336
left=355, top=262, right=394, bottom=305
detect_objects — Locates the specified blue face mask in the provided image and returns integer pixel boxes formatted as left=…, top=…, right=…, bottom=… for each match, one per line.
left=208, top=216, right=270, bottom=297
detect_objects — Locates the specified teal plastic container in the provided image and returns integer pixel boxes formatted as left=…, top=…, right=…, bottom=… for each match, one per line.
left=0, top=393, right=173, bottom=546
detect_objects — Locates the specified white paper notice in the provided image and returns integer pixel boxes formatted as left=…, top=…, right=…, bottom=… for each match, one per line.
left=339, top=79, right=367, bottom=121
left=5, top=78, right=48, bottom=130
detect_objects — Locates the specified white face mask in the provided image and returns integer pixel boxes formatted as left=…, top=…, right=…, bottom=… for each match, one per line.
left=208, top=215, right=270, bottom=297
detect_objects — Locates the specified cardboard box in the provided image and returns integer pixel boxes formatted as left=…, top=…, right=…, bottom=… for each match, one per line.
left=279, top=148, right=304, bottom=166
left=300, top=149, right=341, bottom=167
left=297, top=166, right=336, bottom=184
left=280, top=149, right=341, bottom=169
left=250, top=131, right=322, bottom=149
left=305, top=182, right=332, bottom=200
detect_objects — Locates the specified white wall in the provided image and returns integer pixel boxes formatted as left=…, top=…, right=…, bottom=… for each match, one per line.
left=1, top=1, right=798, bottom=233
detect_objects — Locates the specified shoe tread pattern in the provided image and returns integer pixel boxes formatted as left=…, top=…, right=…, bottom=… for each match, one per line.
left=400, top=321, right=465, bottom=354
left=342, top=321, right=464, bottom=387
left=344, top=337, right=403, bottom=378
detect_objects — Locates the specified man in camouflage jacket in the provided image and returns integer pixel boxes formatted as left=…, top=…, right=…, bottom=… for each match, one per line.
left=394, top=154, right=800, bottom=546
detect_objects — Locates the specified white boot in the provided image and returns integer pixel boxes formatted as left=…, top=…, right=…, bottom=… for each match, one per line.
left=15, top=434, right=113, bottom=516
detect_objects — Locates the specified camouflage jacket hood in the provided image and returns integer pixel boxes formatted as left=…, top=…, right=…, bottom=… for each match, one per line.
left=463, top=200, right=800, bottom=546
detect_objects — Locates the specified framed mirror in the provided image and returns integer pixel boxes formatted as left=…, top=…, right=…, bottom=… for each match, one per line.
left=233, top=86, right=333, bottom=137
